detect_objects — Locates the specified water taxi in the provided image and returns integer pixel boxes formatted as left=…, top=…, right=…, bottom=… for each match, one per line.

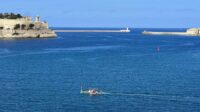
left=80, top=87, right=101, bottom=95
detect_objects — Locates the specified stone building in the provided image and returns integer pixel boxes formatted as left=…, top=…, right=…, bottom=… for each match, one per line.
left=0, top=14, right=56, bottom=38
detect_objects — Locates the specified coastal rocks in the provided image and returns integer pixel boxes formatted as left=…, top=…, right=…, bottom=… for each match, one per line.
left=0, top=29, right=56, bottom=38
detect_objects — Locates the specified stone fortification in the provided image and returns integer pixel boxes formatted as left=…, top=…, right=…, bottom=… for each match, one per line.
left=0, top=13, right=56, bottom=38
left=0, top=29, right=56, bottom=38
left=143, top=28, right=200, bottom=36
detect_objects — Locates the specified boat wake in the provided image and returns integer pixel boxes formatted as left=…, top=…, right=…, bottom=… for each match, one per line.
left=80, top=87, right=200, bottom=103
left=83, top=90, right=200, bottom=103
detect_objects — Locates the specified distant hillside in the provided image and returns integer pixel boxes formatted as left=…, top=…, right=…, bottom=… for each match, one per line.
left=0, top=13, right=22, bottom=19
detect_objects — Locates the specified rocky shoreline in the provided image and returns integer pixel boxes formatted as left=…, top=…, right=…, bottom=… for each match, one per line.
left=0, top=29, right=57, bottom=38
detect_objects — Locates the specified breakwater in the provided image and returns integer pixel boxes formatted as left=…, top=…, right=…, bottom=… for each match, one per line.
left=143, top=28, right=200, bottom=36
left=54, top=28, right=130, bottom=33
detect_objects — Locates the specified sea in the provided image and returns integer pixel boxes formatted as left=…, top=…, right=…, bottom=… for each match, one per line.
left=0, top=28, right=200, bottom=112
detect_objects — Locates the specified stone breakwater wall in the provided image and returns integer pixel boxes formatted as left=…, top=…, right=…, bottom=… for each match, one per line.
left=0, top=29, right=57, bottom=38
left=54, top=30, right=130, bottom=33
left=143, top=28, right=200, bottom=36
left=54, top=28, right=131, bottom=33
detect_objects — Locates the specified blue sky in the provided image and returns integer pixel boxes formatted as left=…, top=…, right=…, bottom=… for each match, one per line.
left=0, top=0, right=200, bottom=28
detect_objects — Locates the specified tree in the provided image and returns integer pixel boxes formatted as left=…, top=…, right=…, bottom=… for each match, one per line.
left=14, top=24, right=20, bottom=30
left=29, top=24, right=35, bottom=29
left=21, top=24, right=26, bottom=29
left=17, top=14, right=22, bottom=18
left=0, top=14, right=3, bottom=19
left=0, top=13, right=23, bottom=19
left=3, top=13, right=9, bottom=18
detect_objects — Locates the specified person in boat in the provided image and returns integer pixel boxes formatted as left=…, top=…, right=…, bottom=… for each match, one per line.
left=80, top=86, right=101, bottom=95
left=88, top=89, right=99, bottom=95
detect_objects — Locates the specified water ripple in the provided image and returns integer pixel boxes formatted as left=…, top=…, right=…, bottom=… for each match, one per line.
left=44, top=45, right=123, bottom=51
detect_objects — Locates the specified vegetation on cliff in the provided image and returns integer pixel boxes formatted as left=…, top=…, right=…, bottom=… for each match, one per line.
left=0, top=13, right=22, bottom=19
left=13, top=24, right=35, bottom=30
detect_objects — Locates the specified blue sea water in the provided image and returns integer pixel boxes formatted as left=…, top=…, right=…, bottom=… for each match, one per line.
left=0, top=28, right=200, bottom=112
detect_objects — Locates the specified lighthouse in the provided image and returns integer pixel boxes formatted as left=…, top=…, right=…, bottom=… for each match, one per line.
left=35, top=16, right=40, bottom=22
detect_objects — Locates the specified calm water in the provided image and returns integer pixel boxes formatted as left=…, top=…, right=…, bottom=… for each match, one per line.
left=0, top=28, right=200, bottom=112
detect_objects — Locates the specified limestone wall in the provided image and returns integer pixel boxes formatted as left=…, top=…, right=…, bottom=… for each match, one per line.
left=0, top=16, right=49, bottom=30
left=143, top=28, right=200, bottom=36
left=0, top=16, right=56, bottom=38
left=186, top=28, right=200, bottom=36
left=34, top=22, right=48, bottom=30
left=0, top=29, right=57, bottom=38
left=0, top=18, right=32, bottom=29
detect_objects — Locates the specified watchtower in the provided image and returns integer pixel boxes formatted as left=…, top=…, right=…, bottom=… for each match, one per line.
left=35, top=16, right=40, bottom=22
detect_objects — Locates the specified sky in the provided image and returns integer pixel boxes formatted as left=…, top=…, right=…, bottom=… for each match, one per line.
left=0, top=0, right=200, bottom=28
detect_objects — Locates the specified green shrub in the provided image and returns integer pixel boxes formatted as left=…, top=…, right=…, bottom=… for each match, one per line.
left=0, top=13, right=23, bottom=19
